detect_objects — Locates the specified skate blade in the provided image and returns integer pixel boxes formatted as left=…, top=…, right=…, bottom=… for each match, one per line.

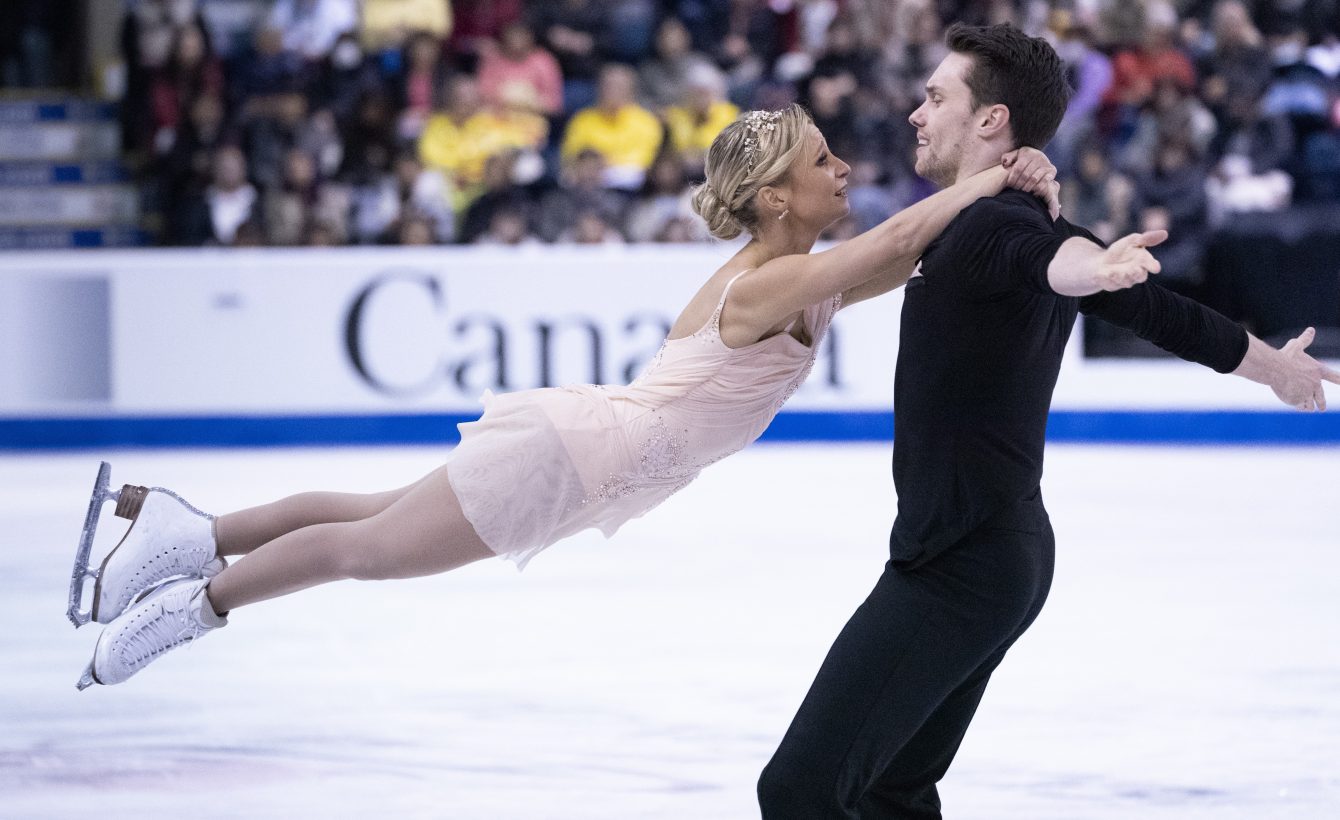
left=75, top=661, right=97, bottom=691
left=67, top=462, right=120, bottom=628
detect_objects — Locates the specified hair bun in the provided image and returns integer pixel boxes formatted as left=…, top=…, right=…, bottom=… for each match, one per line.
left=691, top=182, right=744, bottom=241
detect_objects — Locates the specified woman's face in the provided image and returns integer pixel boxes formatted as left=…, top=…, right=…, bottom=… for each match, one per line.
left=770, top=124, right=851, bottom=230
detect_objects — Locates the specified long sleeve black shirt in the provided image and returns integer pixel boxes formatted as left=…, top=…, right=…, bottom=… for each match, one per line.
left=889, top=189, right=1249, bottom=566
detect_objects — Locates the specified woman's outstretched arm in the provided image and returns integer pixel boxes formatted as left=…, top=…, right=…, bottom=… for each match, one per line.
left=729, top=149, right=1058, bottom=328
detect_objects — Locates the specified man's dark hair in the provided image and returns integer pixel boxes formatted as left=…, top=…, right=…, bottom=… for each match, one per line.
left=945, top=23, right=1072, bottom=149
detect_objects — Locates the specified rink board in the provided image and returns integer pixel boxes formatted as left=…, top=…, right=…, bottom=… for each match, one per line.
left=1, top=247, right=1337, bottom=448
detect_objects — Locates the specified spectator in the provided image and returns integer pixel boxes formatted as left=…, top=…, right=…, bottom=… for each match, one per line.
left=872, top=3, right=947, bottom=118
left=639, top=17, right=718, bottom=112
left=1060, top=143, right=1136, bottom=244
left=121, top=0, right=204, bottom=158
left=1132, top=140, right=1210, bottom=286
left=460, top=151, right=532, bottom=243
left=1199, top=0, right=1272, bottom=130
left=262, top=148, right=322, bottom=245
left=448, top=0, right=524, bottom=66
left=395, top=212, right=438, bottom=245
left=268, top=0, right=358, bottom=62
left=663, top=65, right=739, bottom=173
left=1102, top=2, right=1197, bottom=145
left=1051, top=21, right=1114, bottom=177
left=561, top=64, right=664, bottom=191
left=1307, top=32, right=1340, bottom=80
left=360, top=0, right=452, bottom=54
left=396, top=30, right=450, bottom=139
left=1211, top=95, right=1296, bottom=183
left=161, top=92, right=230, bottom=211
left=229, top=25, right=308, bottom=107
left=1117, top=78, right=1216, bottom=176
left=314, top=32, right=385, bottom=128
left=241, top=90, right=309, bottom=191
left=340, top=89, right=397, bottom=185
left=175, top=145, right=258, bottom=245
left=297, top=108, right=347, bottom=181
left=148, top=23, right=224, bottom=158
left=531, top=0, right=607, bottom=112
left=603, top=0, right=659, bottom=64
left=1206, top=152, right=1293, bottom=226
left=474, top=205, right=540, bottom=246
left=476, top=21, right=563, bottom=119
left=624, top=152, right=700, bottom=242
left=844, top=159, right=897, bottom=234
left=419, top=74, right=546, bottom=209
left=810, top=16, right=873, bottom=87
left=564, top=209, right=627, bottom=244
left=653, top=215, right=697, bottom=243
left=537, top=149, right=628, bottom=242
left=352, top=149, right=453, bottom=244
left=804, top=67, right=859, bottom=163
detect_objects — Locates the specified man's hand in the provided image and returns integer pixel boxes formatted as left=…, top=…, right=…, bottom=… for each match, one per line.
left=1266, top=328, right=1340, bottom=411
left=1047, top=230, right=1168, bottom=297
left=1002, top=147, right=1060, bottom=220
left=1094, top=230, right=1167, bottom=291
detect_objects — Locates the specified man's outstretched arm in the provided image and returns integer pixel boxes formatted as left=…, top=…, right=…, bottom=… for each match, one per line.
left=1231, top=328, right=1340, bottom=412
left=1046, top=230, right=1168, bottom=297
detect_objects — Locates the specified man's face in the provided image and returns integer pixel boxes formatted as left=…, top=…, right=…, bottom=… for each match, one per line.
left=907, top=52, right=979, bottom=187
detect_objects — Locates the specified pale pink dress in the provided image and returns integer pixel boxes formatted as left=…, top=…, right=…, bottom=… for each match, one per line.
left=446, top=272, right=842, bottom=568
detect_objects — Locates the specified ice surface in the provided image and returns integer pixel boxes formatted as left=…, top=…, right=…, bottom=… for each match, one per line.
left=2, top=444, right=1338, bottom=818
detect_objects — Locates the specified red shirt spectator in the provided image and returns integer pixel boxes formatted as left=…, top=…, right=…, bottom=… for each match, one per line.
left=478, top=22, right=563, bottom=116
left=1104, top=19, right=1196, bottom=109
left=149, top=23, right=224, bottom=153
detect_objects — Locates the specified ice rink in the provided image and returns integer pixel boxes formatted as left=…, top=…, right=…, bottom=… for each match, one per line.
left=2, top=442, right=1338, bottom=819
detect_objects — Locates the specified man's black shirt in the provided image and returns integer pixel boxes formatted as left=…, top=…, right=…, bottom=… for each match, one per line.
left=889, top=189, right=1249, bottom=566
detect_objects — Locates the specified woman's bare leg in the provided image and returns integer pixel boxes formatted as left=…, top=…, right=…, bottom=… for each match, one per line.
left=205, top=465, right=494, bottom=613
left=214, top=481, right=419, bottom=556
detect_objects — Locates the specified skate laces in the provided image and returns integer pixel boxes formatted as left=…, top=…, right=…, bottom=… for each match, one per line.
left=117, top=585, right=209, bottom=667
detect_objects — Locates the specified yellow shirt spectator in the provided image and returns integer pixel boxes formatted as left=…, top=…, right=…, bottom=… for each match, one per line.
left=664, top=100, right=739, bottom=157
left=561, top=104, right=664, bottom=190
left=418, top=109, right=546, bottom=208
left=361, top=0, right=453, bottom=51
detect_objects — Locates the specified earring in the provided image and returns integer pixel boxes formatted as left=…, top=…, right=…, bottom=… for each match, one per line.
left=778, top=209, right=788, bottom=220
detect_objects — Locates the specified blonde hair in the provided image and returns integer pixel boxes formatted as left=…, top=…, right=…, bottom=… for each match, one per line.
left=691, top=104, right=813, bottom=240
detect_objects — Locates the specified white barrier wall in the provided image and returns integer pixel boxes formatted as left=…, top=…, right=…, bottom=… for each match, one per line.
left=2, top=247, right=1334, bottom=447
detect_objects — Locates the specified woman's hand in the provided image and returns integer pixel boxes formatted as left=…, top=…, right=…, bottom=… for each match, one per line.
left=1002, top=147, right=1060, bottom=220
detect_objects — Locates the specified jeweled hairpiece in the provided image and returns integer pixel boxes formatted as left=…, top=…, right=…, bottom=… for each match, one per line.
left=742, top=109, right=783, bottom=170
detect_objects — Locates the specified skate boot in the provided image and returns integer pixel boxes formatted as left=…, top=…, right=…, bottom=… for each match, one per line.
left=68, top=462, right=226, bottom=628
left=77, top=577, right=227, bottom=690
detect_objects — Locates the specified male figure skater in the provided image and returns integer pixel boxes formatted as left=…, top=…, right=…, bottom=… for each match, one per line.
left=758, top=23, right=1339, bottom=819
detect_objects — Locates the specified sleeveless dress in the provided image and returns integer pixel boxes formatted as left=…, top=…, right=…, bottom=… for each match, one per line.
left=445, top=272, right=842, bottom=568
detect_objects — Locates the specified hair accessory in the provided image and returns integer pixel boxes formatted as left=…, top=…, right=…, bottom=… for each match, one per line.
left=742, top=109, right=783, bottom=170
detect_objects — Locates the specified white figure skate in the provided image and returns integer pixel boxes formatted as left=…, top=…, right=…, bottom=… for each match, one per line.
left=77, top=577, right=227, bottom=690
left=68, top=462, right=226, bottom=628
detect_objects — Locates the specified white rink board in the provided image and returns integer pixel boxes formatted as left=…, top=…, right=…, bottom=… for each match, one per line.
left=0, top=247, right=1313, bottom=418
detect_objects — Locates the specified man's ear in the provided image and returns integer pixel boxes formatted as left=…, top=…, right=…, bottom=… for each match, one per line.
left=977, top=104, right=1012, bottom=140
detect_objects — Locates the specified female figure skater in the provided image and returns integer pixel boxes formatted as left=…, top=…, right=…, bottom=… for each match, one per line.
left=74, top=105, right=1060, bottom=689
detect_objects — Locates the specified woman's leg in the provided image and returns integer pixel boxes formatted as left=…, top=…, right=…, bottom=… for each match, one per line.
left=213, top=481, right=420, bottom=556
left=205, top=464, right=495, bottom=613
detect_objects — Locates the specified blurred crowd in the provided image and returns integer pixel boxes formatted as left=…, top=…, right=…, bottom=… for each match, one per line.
left=120, top=0, right=1340, bottom=265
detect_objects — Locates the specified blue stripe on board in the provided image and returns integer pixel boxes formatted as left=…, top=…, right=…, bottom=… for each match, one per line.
left=0, top=227, right=149, bottom=249
left=0, top=162, right=129, bottom=185
left=2, top=411, right=1339, bottom=451
left=0, top=101, right=118, bottom=124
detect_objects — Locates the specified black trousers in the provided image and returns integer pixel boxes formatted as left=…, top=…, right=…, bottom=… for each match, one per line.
left=758, top=493, right=1056, bottom=819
